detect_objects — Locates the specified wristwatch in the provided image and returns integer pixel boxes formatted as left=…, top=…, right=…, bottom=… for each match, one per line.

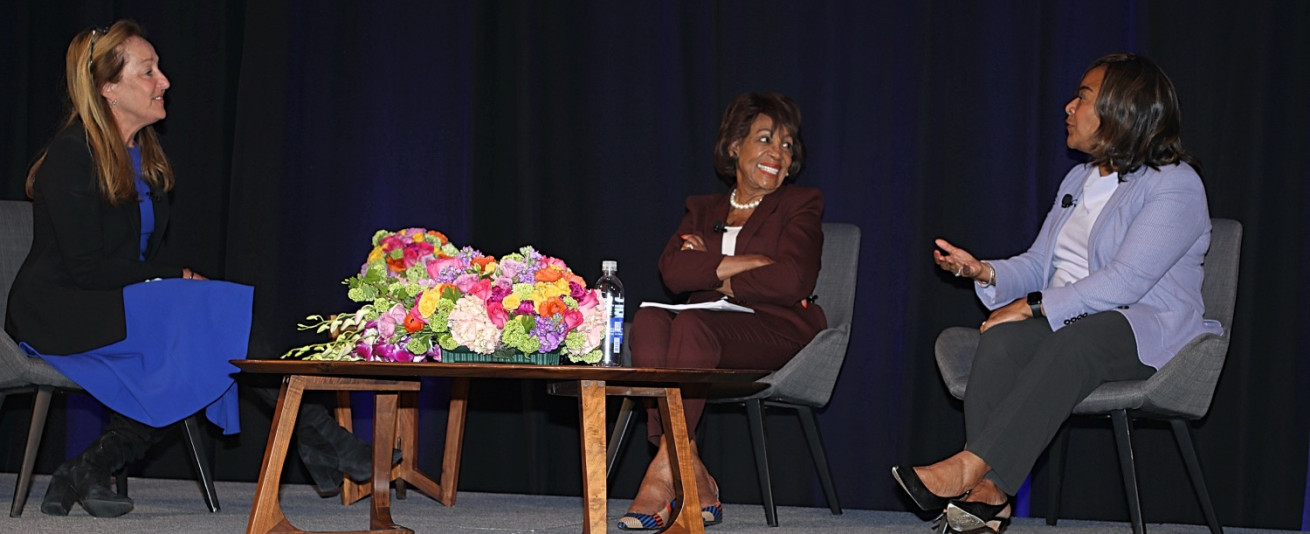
left=1027, top=291, right=1044, bottom=318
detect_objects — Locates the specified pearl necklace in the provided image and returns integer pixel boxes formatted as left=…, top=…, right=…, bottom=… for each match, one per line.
left=729, top=189, right=763, bottom=210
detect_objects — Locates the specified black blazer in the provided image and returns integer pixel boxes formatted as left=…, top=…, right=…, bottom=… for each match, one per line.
left=5, top=124, right=180, bottom=355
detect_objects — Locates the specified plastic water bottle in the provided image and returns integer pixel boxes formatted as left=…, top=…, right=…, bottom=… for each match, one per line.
left=595, top=260, right=625, bottom=366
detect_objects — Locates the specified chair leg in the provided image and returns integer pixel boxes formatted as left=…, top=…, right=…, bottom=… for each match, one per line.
left=1110, top=410, right=1146, bottom=534
left=744, top=399, right=777, bottom=527
left=181, top=415, right=221, bottom=513
left=607, top=397, right=638, bottom=480
left=1169, top=419, right=1223, bottom=534
left=793, top=405, right=841, bottom=515
left=1045, top=421, right=1071, bottom=526
left=10, top=386, right=54, bottom=518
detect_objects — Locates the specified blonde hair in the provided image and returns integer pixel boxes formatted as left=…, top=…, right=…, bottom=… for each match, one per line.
left=25, top=20, right=174, bottom=205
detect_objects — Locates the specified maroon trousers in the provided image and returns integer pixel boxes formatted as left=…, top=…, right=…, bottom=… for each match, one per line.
left=629, top=307, right=806, bottom=443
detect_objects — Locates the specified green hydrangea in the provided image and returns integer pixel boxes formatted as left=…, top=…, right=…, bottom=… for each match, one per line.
left=429, top=299, right=456, bottom=333
left=512, top=283, right=534, bottom=299
left=437, top=333, right=459, bottom=351
left=500, top=319, right=532, bottom=353
left=406, top=334, right=431, bottom=355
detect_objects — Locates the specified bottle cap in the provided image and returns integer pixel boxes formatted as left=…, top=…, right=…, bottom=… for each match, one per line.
left=602, top=260, right=617, bottom=272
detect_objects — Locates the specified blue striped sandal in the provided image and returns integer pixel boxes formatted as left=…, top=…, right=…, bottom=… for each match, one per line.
left=617, top=500, right=673, bottom=531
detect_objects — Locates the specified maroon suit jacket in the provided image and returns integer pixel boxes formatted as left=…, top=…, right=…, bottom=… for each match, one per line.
left=657, top=184, right=827, bottom=344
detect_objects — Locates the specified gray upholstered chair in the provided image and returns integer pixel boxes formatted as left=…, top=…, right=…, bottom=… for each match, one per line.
left=608, top=222, right=861, bottom=527
left=0, top=199, right=220, bottom=516
left=934, top=218, right=1240, bottom=534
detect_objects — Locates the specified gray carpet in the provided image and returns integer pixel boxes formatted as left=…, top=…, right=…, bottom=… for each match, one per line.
left=0, top=472, right=1291, bottom=533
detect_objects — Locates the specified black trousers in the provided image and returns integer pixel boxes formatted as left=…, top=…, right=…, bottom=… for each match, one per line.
left=963, top=312, right=1154, bottom=495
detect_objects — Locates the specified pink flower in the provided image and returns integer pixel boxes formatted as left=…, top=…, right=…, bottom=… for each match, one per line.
left=376, top=304, right=407, bottom=340
left=390, top=341, right=416, bottom=363
left=490, top=279, right=513, bottom=301
left=411, top=241, right=435, bottom=258
left=426, top=256, right=464, bottom=279
left=467, top=278, right=493, bottom=301
left=575, top=288, right=600, bottom=310
left=580, top=301, right=607, bottom=350
left=563, top=308, right=583, bottom=330
left=372, top=342, right=403, bottom=362
left=541, top=256, right=568, bottom=270
left=486, top=302, right=509, bottom=329
left=453, top=272, right=482, bottom=293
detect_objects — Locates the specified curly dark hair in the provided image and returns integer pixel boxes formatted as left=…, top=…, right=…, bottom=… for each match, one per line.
left=1084, top=53, right=1199, bottom=175
left=712, top=92, right=805, bottom=185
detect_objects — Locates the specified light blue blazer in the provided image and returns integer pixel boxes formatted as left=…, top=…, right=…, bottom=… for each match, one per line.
left=976, top=162, right=1223, bottom=369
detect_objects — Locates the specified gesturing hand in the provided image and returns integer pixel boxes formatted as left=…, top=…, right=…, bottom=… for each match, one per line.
left=933, top=238, right=985, bottom=281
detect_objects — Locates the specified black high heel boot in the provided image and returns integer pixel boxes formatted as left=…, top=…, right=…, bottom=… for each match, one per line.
left=248, top=385, right=398, bottom=493
left=295, top=400, right=377, bottom=492
left=45, top=413, right=162, bottom=517
left=40, top=463, right=77, bottom=516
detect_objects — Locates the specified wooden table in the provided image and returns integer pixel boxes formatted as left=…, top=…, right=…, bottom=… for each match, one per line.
left=233, top=360, right=768, bottom=534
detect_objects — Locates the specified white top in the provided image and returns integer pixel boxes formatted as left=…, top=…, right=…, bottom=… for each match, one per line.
left=1049, top=168, right=1119, bottom=288
left=721, top=226, right=743, bottom=256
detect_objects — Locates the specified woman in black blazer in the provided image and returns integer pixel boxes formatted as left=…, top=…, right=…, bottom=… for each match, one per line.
left=6, top=20, right=371, bottom=518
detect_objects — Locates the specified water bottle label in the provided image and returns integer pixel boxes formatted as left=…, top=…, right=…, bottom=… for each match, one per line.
left=608, top=317, right=623, bottom=354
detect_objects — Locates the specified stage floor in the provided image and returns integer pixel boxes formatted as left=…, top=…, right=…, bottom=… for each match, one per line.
left=0, top=472, right=1287, bottom=533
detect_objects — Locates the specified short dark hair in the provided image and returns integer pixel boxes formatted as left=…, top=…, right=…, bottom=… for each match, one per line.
left=1085, top=53, right=1198, bottom=175
left=712, top=92, right=805, bottom=185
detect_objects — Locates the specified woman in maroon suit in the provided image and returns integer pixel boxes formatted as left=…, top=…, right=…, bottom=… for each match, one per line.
left=619, top=93, right=827, bottom=530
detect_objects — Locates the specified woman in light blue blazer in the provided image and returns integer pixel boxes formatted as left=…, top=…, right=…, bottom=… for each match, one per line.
left=892, top=53, right=1219, bottom=533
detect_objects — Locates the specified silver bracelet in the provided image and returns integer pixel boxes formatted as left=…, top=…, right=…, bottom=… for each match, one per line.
left=977, top=261, right=996, bottom=287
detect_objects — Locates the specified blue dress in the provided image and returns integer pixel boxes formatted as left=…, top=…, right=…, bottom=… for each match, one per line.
left=20, top=147, right=251, bottom=434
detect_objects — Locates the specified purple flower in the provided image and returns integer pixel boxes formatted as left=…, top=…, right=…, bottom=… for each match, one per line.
left=490, top=279, right=513, bottom=301
left=569, top=281, right=588, bottom=300
left=531, top=315, right=569, bottom=353
left=373, top=342, right=404, bottom=362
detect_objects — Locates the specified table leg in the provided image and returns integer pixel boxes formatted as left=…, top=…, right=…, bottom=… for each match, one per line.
left=247, top=376, right=304, bottom=534
left=438, top=377, right=469, bottom=505
left=657, top=387, right=704, bottom=534
left=368, top=392, right=409, bottom=532
left=341, top=384, right=461, bottom=508
left=578, top=380, right=608, bottom=534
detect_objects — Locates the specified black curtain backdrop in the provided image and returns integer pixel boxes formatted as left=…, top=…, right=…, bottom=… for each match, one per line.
left=2, top=1, right=1308, bottom=529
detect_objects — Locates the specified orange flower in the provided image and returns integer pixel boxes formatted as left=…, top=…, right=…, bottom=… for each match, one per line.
left=403, top=313, right=425, bottom=333
left=386, top=256, right=407, bottom=272
left=534, top=266, right=564, bottom=282
left=471, top=255, right=495, bottom=272
left=564, top=271, right=585, bottom=288
left=427, top=230, right=449, bottom=246
left=537, top=296, right=567, bottom=317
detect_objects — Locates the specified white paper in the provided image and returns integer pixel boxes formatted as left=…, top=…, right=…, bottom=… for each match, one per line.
left=639, top=300, right=755, bottom=314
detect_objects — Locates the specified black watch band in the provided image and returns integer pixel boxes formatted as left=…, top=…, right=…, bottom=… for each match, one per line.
left=1027, top=291, right=1044, bottom=318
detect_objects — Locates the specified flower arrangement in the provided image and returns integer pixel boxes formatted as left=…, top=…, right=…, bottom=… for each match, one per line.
left=283, top=227, right=607, bottom=364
